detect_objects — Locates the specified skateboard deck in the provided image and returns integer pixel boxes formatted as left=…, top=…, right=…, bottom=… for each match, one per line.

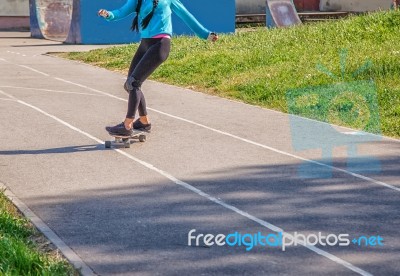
left=105, top=131, right=146, bottom=148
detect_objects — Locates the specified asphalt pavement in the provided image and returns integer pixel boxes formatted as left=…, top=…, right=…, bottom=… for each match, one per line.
left=0, top=32, right=399, bottom=276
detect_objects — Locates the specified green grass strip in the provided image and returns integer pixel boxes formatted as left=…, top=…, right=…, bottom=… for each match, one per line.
left=63, top=11, right=400, bottom=138
left=0, top=190, right=76, bottom=275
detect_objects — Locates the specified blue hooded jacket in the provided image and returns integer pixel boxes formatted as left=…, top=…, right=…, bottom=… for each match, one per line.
left=107, top=0, right=211, bottom=39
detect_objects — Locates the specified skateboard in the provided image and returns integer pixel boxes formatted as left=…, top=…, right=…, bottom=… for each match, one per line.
left=105, top=131, right=146, bottom=148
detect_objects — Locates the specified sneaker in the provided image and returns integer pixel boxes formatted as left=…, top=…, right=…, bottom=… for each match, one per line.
left=106, top=122, right=133, bottom=136
left=133, top=118, right=151, bottom=131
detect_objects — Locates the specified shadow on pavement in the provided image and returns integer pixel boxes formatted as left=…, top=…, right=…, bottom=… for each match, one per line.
left=0, top=144, right=102, bottom=155
left=24, top=155, right=400, bottom=275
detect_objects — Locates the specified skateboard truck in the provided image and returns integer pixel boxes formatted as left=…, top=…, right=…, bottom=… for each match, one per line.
left=105, top=132, right=146, bottom=148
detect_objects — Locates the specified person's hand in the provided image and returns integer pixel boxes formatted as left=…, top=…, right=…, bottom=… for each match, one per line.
left=208, top=32, right=218, bottom=42
left=98, top=9, right=110, bottom=18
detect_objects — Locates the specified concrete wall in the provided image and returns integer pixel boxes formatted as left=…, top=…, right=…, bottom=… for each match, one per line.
left=0, top=0, right=29, bottom=16
left=0, top=0, right=29, bottom=30
left=320, top=0, right=392, bottom=12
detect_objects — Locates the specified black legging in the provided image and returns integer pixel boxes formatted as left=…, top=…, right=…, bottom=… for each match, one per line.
left=126, top=37, right=171, bottom=119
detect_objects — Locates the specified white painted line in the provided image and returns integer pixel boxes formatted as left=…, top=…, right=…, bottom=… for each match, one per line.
left=0, top=182, right=95, bottom=276
left=53, top=77, right=400, bottom=193
left=3, top=92, right=372, bottom=276
left=0, top=85, right=107, bottom=97
left=17, top=65, right=50, bottom=77
left=0, top=90, right=18, bottom=100
left=343, top=131, right=366, bottom=136
left=0, top=98, right=17, bottom=102
left=55, top=77, right=124, bottom=101
left=0, top=58, right=49, bottom=77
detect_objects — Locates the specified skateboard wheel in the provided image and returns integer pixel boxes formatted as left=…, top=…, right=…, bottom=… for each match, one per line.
left=124, top=142, right=131, bottom=148
left=105, top=141, right=112, bottom=148
left=122, top=138, right=129, bottom=142
left=139, top=135, right=146, bottom=142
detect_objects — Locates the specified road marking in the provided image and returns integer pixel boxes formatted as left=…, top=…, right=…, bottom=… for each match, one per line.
left=55, top=77, right=124, bottom=101
left=0, top=98, right=17, bottom=102
left=343, top=131, right=366, bottom=136
left=0, top=85, right=107, bottom=97
left=0, top=90, right=372, bottom=276
left=0, top=90, right=17, bottom=100
left=53, top=77, right=400, bottom=193
left=0, top=182, right=95, bottom=276
left=18, top=65, right=50, bottom=77
left=0, top=58, right=50, bottom=77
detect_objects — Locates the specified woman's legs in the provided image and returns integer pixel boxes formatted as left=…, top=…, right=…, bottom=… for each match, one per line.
left=124, top=38, right=170, bottom=129
left=125, top=41, right=148, bottom=125
left=107, top=38, right=170, bottom=135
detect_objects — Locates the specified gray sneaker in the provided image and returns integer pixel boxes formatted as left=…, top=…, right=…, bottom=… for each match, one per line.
left=106, top=122, right=133, bottom=136
left=133, top=118, right=151, bottom=131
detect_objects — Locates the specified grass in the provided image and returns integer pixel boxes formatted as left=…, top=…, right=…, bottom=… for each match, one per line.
left=61, top=11, right=400, bottom=138
left=0, top=189, right=76, bottom=275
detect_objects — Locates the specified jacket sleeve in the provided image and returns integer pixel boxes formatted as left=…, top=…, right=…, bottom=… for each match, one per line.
left=171, top=0, right=210, bottom=40
left=107, top=0, right=138, bottom=21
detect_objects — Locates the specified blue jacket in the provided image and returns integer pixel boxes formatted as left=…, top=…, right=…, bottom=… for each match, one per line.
left=107, top=0, right=211, bottom=39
